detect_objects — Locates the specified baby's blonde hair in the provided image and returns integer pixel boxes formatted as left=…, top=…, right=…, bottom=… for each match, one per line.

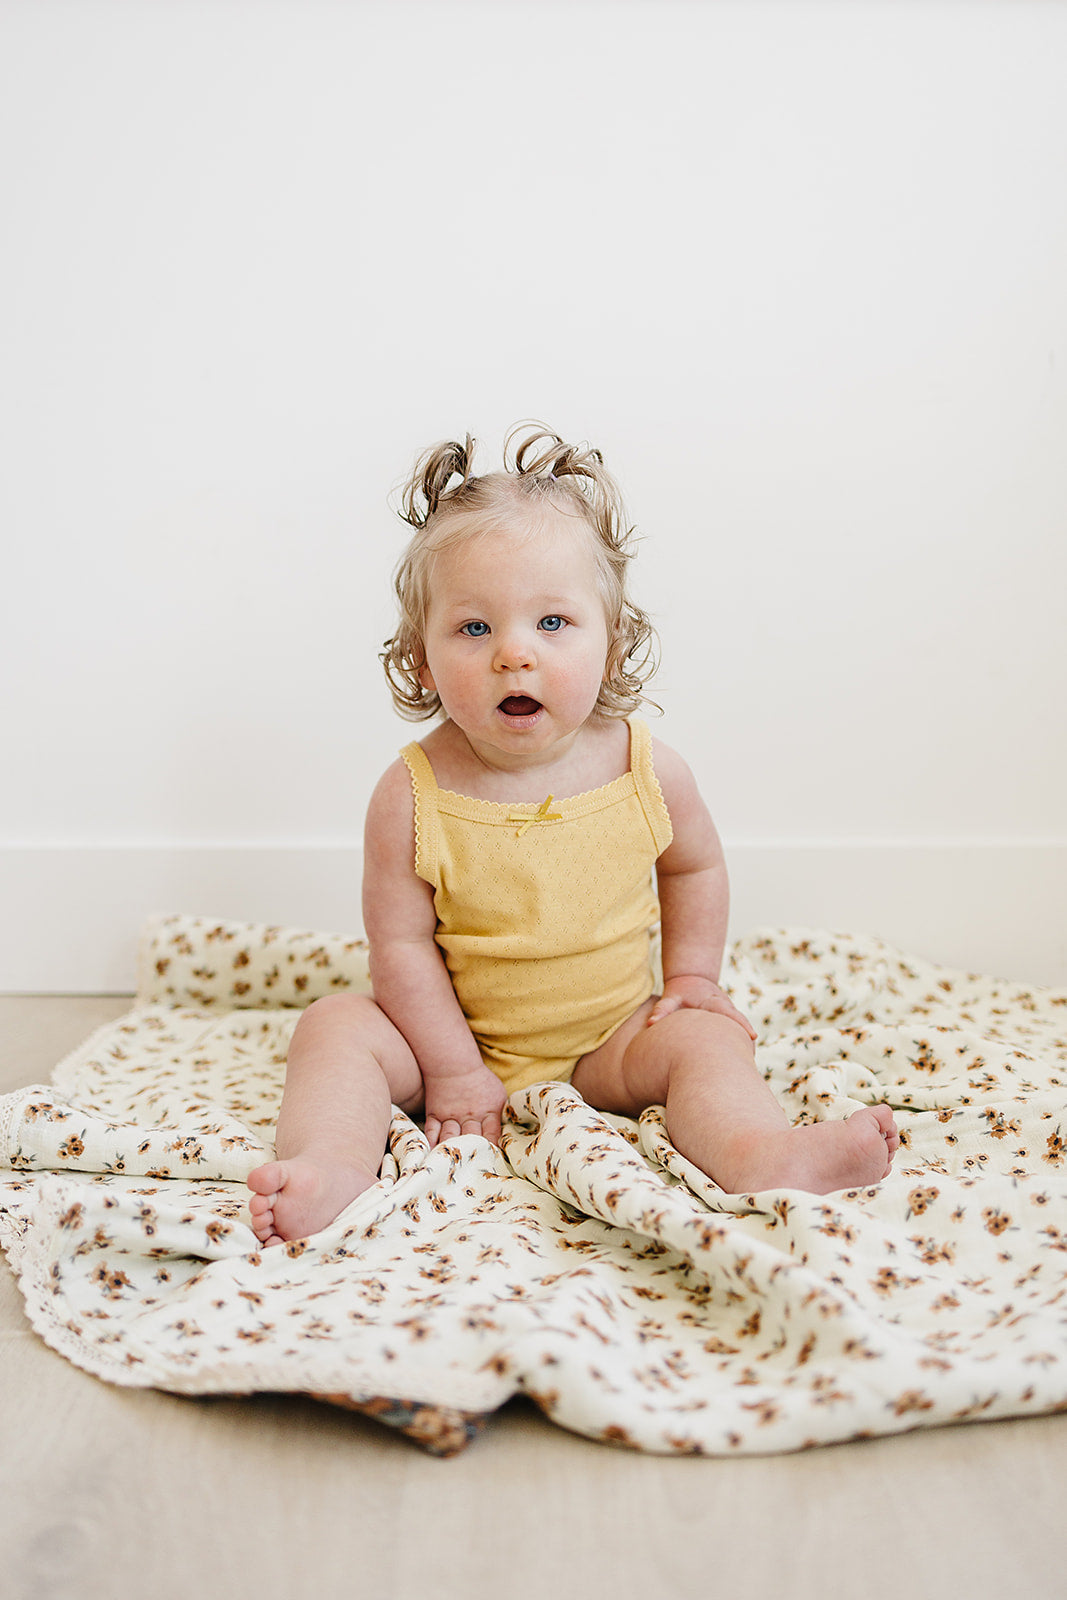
left=381, top=422, right=659, bottom=721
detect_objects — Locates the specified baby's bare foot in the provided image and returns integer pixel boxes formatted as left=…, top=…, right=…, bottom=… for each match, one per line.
left=723, top=1104, right=899, bottom=1195
left=247, top=1156, right=377, bottom=1246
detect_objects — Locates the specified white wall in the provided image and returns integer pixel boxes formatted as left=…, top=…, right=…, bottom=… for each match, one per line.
left=1, top=0, right=1064, bottom=989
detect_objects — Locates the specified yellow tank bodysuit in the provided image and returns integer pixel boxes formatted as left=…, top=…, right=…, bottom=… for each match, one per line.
left=399, top=717, right=674, bottom=1094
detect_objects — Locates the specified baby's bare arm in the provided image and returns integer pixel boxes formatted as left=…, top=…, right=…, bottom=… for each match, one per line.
left=363, top=761, right=506, bottom=1142
left=648, top=740, right=756, bottom=1039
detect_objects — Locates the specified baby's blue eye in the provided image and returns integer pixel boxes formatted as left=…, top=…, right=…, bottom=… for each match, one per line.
left=461, top=621, right=490, bottom=637
left=539, top=615, right=565, bottom=633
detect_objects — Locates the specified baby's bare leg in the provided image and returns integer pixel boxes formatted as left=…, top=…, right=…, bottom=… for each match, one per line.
left=247, top=993, right=422, bottom=1245
left=572, top=1003, right=898, bottom=1194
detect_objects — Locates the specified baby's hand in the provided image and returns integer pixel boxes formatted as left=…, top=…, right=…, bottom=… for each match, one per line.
left=647, top=975, right=758, bottom=1040
left=423, top=1065, right=508, bottom=1148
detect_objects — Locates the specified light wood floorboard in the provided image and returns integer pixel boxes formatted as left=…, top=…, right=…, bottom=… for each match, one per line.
left=0, top=996, right=1063, bottom=1600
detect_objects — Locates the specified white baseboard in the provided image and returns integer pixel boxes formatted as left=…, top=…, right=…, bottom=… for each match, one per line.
left=727, top=840, right=1065, bottom=990
left=0, top=847, right=366, bottom=994
left=1, top=842, right=1064, bottom=993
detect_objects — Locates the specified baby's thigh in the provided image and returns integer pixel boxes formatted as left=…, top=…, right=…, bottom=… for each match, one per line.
left=569, top=996, right=662, bottom=1118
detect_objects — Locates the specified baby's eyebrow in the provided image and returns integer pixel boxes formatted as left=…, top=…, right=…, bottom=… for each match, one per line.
left=441, top=593, right=580, bottom=614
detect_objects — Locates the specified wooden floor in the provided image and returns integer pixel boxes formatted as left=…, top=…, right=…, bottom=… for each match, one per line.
left=1, top=996, right=1064, bottom=1600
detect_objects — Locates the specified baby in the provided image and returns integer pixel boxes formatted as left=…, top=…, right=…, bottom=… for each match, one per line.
left=248, top=425, right=898, bottom=1244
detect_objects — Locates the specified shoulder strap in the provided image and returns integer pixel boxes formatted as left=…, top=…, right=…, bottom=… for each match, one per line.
left=399, top=742, right=439, bottom=886
left=628, top=718, right=674, bottom=855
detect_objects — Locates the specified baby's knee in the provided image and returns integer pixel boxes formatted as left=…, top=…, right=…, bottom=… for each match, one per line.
left=657, top=1005, right=757, bottom=1062
left=296, top=990, right=384, bottom=1040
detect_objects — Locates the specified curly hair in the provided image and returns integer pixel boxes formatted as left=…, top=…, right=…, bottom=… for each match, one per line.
left=381, top=422, right=659, bottom=721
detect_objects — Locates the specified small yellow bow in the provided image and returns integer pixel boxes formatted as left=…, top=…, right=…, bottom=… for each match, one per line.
left=509, top=794, right=562, bottom=838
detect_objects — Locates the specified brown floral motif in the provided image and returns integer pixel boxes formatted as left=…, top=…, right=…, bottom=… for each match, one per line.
left=910, top=1236, right=955, bottom=1266
left=907, top=1186, right=940, bottom=1216
left=890, top=1390, right=935, bottom=1416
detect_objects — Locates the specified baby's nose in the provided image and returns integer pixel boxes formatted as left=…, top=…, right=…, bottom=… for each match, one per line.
left=493, top=630, right=536, bottom=671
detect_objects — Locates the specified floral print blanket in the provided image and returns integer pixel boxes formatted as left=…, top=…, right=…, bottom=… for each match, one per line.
left=1, top=914, right=1065, bottom=1457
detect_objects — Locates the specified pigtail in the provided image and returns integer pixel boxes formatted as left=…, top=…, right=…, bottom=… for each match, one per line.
left=507, top=423, right=602, bottom=484
left=399, top=435, right=477, bottom=528
left=505, top=422, right=629, bottom=551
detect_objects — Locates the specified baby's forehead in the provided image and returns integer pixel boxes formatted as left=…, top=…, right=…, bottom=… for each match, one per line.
left=435, top=518, right=598, bottom=576
left=428, top=493, right=596, bottom=553
left=433, top=514, right=602, bottom=580
left=423, top=512, right=611, bottom=619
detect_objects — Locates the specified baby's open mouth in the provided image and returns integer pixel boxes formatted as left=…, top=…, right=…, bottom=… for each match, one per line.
left=499, top=696, right=542, bottom=717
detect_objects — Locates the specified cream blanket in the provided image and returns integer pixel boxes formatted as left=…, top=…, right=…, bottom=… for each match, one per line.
left=1, top=915, right=1065, bottom=1456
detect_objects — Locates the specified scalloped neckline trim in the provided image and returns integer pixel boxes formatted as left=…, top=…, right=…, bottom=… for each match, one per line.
left=432, top=769, right=635, bottom=815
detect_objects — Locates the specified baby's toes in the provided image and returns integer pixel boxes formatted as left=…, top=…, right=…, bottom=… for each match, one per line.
left=247, top=1159, right=284, bottom=1197
left=871, top=1103, right=900, bottom=1151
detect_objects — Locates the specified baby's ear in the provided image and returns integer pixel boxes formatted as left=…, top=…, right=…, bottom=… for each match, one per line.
left=417, top=660, right=436, bottom=693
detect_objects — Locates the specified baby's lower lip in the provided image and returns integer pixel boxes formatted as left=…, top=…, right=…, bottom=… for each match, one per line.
left=498, top=696, right=542, bottom=718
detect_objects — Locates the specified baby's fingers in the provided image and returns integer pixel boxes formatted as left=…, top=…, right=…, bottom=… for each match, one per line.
left=470, top=1110, right=502, bottom=1145
left=697, top=993, right=759, bottom=1039
left=426, top=1114, right=502, bottom=1147
left=722, top=1004, right=759, bottom=1041
left=425, top=1116, right=466, bottom=1145
left=646, top=995, right=683, bottom=1026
